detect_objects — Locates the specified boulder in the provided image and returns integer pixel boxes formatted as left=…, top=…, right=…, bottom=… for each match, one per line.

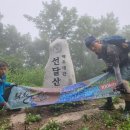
left=44, top=39, right=76, bottom=87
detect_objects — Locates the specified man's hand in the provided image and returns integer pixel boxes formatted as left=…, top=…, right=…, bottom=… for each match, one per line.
left=122, top=43, right=129, bottom=49
left=102, top=67, right=114, bottom=73
left=115, top=83, right=128, bottom=94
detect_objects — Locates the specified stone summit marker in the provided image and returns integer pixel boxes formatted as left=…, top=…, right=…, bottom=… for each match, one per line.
left=44, top=39, right=76, bottom=87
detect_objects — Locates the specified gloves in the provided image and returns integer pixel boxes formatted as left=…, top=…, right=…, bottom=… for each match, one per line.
left=102, top=69, right=108, bottom=73
left=115, top=83, right=127, bottom=94
left=102, top=67, right=114, bottom=73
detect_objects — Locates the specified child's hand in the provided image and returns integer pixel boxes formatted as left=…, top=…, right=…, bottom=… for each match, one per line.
left=10, top=83, right=17, bottom=87
left=3, top=102, right=11, bottom=110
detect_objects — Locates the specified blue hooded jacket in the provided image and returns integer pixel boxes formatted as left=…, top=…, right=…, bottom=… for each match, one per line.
left=0, top=74, right=11, bottom=103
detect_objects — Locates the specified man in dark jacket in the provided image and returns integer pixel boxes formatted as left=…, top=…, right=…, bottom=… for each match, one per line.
left=85, top=36, right=130, bottom=111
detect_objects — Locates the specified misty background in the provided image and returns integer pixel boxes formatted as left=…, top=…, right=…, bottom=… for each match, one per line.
left=0, top=0, right=130, bottom=38
left=0, top=0, right=130, bottom=85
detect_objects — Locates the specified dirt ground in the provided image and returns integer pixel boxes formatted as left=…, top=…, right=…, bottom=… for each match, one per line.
left=0, top=99, right=126, bottom=130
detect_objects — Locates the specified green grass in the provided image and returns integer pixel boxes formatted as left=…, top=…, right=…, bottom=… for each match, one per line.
left=41, top=120, right=61, bottom=130
left=7, top=67, right=44, bottom=86
left=25, top=113, right=42, bottom=124
left=0, top=117, right=11, bottom=130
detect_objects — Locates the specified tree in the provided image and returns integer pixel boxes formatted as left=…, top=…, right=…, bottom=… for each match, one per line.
left=0, top=12, right=5, bottom=52
left=121, top=25, right=130, bottom=40
left=25, top=38, right=49, bottom=66
left=70, top=13, right=119, bottom=81
left=24, top=1, right=120, bottom=81
left=24, top=0, right=78, bottom=66
left=70, top=13, right=119, bottom=68
left=3, top=25, right=24, bottom=54
left=99, top=12, right=119, bottom=35
left=0, top=19, right=32, bottom=68
left=24, top=0, right=78, bottom=41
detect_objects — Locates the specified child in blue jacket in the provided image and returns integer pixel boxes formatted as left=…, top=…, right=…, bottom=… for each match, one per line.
left=0, top=61, right=14, bottom=110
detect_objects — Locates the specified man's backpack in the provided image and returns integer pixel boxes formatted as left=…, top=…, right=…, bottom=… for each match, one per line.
left=101, top=35, right=126, bottom=48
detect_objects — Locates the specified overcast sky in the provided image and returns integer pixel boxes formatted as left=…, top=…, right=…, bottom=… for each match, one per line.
left=0, top=0, right=130, bottom=39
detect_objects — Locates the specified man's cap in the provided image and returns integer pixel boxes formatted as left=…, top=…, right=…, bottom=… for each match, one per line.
left=85, top=36, right=96, bottom=48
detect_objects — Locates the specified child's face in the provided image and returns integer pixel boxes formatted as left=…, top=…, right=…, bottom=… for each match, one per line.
left=0, top=66, right=8, bottom=77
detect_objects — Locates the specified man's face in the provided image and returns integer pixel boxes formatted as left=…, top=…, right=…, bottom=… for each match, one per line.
left=0, top=66, right=8, bottom=77
left=89, top=41, right=102, bottom=54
